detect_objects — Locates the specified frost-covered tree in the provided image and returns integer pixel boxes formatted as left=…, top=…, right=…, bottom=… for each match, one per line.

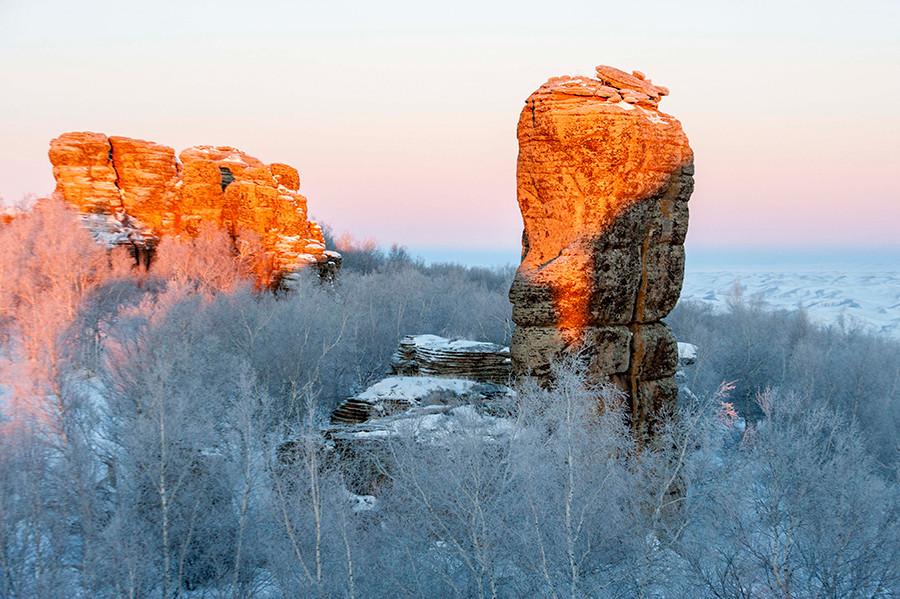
left=678, top=389, right=899, bottom=598
left=0, top=198, right=131, bottom=421
left=1, top=200, right=898, bottom=598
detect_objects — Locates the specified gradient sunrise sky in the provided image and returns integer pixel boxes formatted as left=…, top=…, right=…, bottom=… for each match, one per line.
left=1, top=0, right=898, bottom=258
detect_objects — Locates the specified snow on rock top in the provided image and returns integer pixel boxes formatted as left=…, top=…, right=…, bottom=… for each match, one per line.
left=677, top=342, right=698, bottom=366
left=329, top=375, right=515, bottom=426
left=405, top=334, right=510, bottom=354
left=391, top=334, right=512, bottom=383
left=354, top=376, right=484, bottom=404
left=334, top=405, right=516, bottom=444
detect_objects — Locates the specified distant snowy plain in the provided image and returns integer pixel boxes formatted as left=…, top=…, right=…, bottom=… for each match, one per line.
left=679, top=249, right=900, bottom=339
left=679, top=270, right=900, bottom=338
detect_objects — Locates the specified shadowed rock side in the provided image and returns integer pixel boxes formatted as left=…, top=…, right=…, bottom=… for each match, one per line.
left=509, top=65, right=694, bottom=438
left=49, top=132, right=340, bottom=286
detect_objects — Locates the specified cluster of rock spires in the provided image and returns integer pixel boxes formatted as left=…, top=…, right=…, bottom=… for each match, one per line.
left=509, top=65, right=693, bottom=438
left=252, top=61, right=699, bottom=497
left=48, top=132, right=340, bottom=285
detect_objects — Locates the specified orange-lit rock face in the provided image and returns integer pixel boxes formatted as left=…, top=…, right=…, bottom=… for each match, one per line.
left=48, top=132, right=339, bottom=285
left=48, top=132, right=121, bottom=214
left=509, top=66, right=694, bottom=437
left=108, top=136, right=180, bottom=231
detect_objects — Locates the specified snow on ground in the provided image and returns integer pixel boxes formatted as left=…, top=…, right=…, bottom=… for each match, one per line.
left=680, top=270, right=900, bottom=338
left=354, top=376, right=483, bottom=404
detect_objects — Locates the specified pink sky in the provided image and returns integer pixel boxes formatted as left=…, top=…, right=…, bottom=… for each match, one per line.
left=1, top=0, right=898, bottom=252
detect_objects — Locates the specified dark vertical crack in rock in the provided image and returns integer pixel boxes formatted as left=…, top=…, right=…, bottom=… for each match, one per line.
left=107, top=137, right=123, bottom=197
left=628, top=222, right=653, bottom=437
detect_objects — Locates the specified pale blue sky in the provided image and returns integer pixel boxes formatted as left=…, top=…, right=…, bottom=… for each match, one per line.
left=2, top=0, right=898, bottom=251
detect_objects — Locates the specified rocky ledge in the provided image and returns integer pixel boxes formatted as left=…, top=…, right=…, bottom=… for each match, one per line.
left=389, top=334, right=512, bottom=383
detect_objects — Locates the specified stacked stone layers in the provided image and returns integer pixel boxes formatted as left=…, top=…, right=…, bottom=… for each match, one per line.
left=509, top=65, right=694, bottom=437
left=48, top=132, right=338, bottom=285
left=390, top=334, right=512, bottom=383
left=49, top=132, right=122, bottom=214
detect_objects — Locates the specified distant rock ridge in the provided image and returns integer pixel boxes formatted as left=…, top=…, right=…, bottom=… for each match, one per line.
left=48, top=132, right=340, bottom=286
left=509, top=65, right=694, bottom=438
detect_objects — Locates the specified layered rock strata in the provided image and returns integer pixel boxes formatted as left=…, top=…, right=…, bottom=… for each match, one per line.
left=390, top=334, right=512, bottom=383
left=509, top=65, right=694, bottom=437
left=49, top=132, right=340, bottom=285
left=326, top=335, right=516, bottom=494
left=331, top=334, right=514, bottom=428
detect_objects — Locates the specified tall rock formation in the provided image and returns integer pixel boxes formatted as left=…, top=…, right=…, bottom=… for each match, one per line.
left=49, top=132, right=340, bottom=285
left=509, top=65, right=694, bottom=438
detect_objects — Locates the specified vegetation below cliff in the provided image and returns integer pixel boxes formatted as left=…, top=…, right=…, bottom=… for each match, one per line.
left=1, top=199, right=897, bottom=597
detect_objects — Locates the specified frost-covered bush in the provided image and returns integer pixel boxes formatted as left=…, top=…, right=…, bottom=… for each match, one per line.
left=0, top=202, right=897, bottom=597
left=678, top=389, right=899, bottom=598
left=667, top=300, right=900, bottom=471
left=0, top=198, right=133, bottom=419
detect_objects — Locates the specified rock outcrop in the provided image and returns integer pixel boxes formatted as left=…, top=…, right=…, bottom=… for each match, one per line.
left=325, top=335, right=516, bottom=494
left=329, top=375, right=515, bottom=427
left=390, top=334, right=512, bottom=383
left=49, top=132, right=340, bottom=285
left=330, top=334, right=514, bottom=427
left=509, top=65, right=694, bottom=438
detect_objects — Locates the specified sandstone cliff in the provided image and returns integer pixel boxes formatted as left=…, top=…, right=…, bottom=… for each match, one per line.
left=49, top=132, right=339, bottom=285
left=509, top=65, right=694, bottom=438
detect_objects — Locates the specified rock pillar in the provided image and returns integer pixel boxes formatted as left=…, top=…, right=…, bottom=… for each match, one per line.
left=509, top=65, right=694, bottom=437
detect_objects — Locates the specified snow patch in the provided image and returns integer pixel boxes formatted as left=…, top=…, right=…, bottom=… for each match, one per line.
left=677, top=342, right=698, bottom=365
left=343, top=404, right=516, bottom=443
left=405, top=334, right=509, bottom=354
left=355, top=376, right=481, bottom=404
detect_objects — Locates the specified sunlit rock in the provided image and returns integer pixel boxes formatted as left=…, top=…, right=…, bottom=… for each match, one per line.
left=48, top=132, right=340, bottom=286
left=48, top=131, right=121, bottom=214
left=509, top=65, right=694, bottom=438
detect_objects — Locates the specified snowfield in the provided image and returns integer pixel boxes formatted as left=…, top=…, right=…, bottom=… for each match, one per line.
left=680, top=269, right=900, bottom=338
